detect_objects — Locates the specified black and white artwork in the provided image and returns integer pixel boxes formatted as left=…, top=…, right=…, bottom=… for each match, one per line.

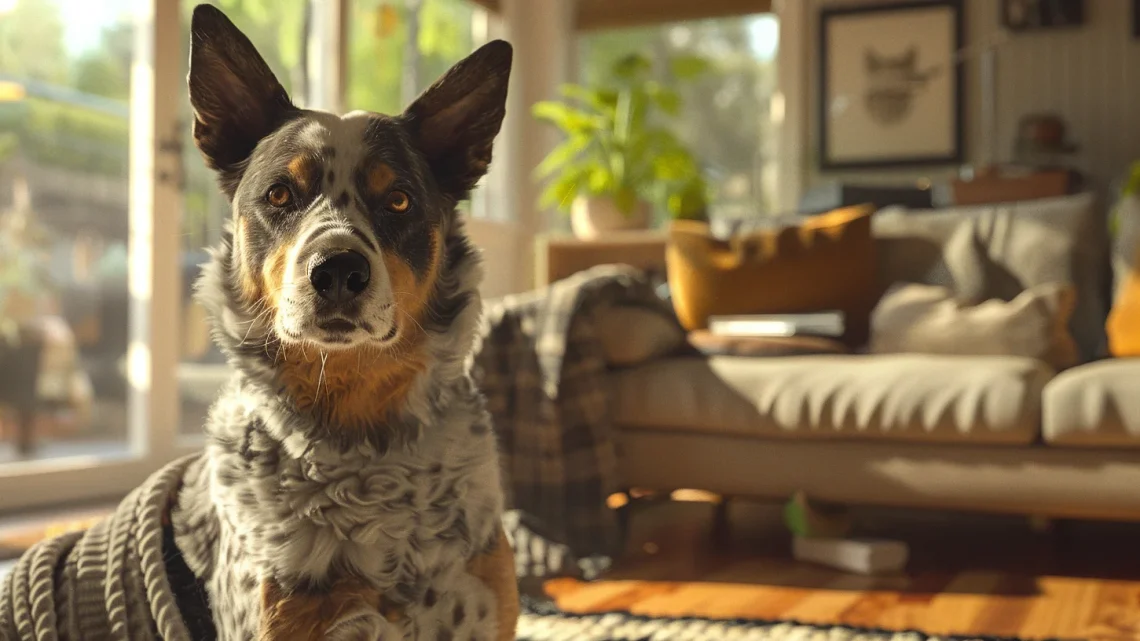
left=819, top=0, right=963, bottom=170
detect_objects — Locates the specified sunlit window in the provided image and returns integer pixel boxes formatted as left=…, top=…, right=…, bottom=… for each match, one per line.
left=578, top=14, right=780, bottom=221
left=0, top=0, right=136, bottom=460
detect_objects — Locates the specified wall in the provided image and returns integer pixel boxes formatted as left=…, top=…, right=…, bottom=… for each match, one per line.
left=466, top=218, right=523, bottom=301
left=799, top=0, right=1140, bottom=199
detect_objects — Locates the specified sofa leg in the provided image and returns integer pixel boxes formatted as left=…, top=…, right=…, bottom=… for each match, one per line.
left=711, top=496, right=731, bottom=546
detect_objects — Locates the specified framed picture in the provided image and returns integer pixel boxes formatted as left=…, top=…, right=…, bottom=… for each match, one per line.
left=1134, top=0, right=1140, bottom=39
left=819, top=0, right=964, bottom=170
left=1001, top=0, right=1084, bottom=31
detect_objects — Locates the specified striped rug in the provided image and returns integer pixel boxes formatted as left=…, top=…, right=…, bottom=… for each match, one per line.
left=514, top=598, right=1061, bottom=641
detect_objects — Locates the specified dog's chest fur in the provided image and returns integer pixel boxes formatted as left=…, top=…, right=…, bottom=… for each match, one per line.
left=174, top=374, right=503, bottom=640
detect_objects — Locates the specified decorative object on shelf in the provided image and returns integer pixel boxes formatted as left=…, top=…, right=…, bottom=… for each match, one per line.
left=1012, top=113, right=1079, bottom=168
left=533, top=52, right=711, bottom=239
left=798, top=181, right=934, bottom=213
left=819, top=0, right=964, bottom=170
left=1001, top=0, right=1085, bottom=32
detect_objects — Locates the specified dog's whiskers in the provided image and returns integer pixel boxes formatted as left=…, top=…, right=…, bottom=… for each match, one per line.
left=239, top=305, right=275, bottom=346
left=393, top=292, right=427, bottom=336
left=316, top=349, right=329, bottom=401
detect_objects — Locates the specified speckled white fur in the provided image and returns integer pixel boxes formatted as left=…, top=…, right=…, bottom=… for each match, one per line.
left=172, top=190, right=506, bottom=641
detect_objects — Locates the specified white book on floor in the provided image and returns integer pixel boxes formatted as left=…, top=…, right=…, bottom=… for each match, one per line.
left=792, top=536, right=909, bottom=575
left=708, top=311, right=845, bottom=338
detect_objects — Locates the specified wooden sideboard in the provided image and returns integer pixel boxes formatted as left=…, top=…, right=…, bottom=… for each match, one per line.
left=535, top=231, right=668, bottom=287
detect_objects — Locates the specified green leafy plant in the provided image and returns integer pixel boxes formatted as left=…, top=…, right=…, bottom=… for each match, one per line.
left=1110, top=160, right=1140, bottom=238
left=532, top=52, right=711, bottom=221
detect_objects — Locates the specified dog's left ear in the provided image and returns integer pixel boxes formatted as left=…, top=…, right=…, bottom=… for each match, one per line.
left=402, top=40, right=513, bottom=199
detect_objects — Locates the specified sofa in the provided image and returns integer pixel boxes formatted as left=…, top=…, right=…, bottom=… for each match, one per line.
left=559, top=191, right=1140, bottom=522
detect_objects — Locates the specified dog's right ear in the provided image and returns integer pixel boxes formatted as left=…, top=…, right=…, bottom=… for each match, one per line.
left=188, top=4, right=296, bottom=189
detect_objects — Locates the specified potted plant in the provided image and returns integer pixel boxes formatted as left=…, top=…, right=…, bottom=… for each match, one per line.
left=532, top=53, right=711, bottom=239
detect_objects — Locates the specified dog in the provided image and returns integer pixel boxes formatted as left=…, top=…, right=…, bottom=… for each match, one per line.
left=171, top=5, right=517, bottom=640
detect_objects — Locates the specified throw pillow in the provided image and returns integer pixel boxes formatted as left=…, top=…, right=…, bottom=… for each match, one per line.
left=594, top=304, right=686, bottom=367
left=666, top=204, right=878, bottom=346
left=1107, top=237, right=1140, bottom=356
left=870, top=282, right=1080, bottom=370
left=872, top=193, right=1108, bottom=362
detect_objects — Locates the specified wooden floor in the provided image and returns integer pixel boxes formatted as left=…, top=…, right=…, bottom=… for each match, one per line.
left=544, top=498, right=1140, bottom=640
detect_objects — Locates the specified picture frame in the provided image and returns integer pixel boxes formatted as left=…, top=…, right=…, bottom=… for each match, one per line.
left=1001, top=0, right=1084, bottom=32
left=819, top=0, right=964, bottom=170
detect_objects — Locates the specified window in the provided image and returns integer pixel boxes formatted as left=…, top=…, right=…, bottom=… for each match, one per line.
left=346, top=0, right=509, bottom=221
left=0, top=0, right=198, bottom=510
left=0, top=0, right=135, bottom=462
left=0, top=0, right=513, bottom=510
left=577, top=13, right=780, bottom=220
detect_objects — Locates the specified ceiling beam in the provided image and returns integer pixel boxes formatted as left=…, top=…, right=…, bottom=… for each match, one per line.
left=467, top=0, right=500, bottom=12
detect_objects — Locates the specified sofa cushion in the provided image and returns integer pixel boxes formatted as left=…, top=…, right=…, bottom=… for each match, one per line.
left=873, top=193, right=1109, bottom=362
left=614, top=355, right=1052, bottom=445
left=870, top=281, right=1079, bottom=370
left=1042, top=359, right=1140, bottom=448
left=666, top=205, right=878, bottom=346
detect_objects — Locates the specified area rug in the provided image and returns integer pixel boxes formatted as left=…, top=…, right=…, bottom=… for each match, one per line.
left=515, top=598, right=1065, bottom=641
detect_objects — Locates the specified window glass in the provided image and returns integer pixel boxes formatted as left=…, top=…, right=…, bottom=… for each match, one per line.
left=578, top=14, right=780, bottom=220
left=0, top=0, right=137, bottom=461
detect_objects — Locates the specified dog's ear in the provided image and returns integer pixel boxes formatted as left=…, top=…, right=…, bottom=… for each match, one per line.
left=188, top=4, right=296, bottom=189
left=402, top=40, right=513, bottom=200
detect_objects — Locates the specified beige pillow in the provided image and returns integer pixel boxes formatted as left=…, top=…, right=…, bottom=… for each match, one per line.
left=870, top=282, right=1079, bottom=370
left=595, top=305, right=685, bottom=367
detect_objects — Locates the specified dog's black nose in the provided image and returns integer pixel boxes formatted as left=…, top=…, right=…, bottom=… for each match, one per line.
left=310, top=250, right=370, bottom=304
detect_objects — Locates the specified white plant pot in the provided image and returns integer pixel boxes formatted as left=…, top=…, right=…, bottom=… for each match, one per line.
left=569, top=196, right=651, bottom=240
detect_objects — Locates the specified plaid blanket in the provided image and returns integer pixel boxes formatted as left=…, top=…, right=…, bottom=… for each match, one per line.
left=472, top=264, right=676, bottom=580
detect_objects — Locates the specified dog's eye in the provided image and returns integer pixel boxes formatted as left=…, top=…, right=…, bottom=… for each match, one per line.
left=384, top=191, right=410, bottom=213
left=266, top=184, right=292, bottom=208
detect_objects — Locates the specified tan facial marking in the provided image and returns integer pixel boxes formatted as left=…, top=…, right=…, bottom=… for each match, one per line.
left=366, top=162, right=396, bottom=196
left=236, top=216, right=263, bottom=304
left=260, top=242, right=293, bottom=309
left=383, top=227, right=444, bottom=323
left=275, top=228, right=445, bottom=429
left=287, top=155, right=316, bottom=193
